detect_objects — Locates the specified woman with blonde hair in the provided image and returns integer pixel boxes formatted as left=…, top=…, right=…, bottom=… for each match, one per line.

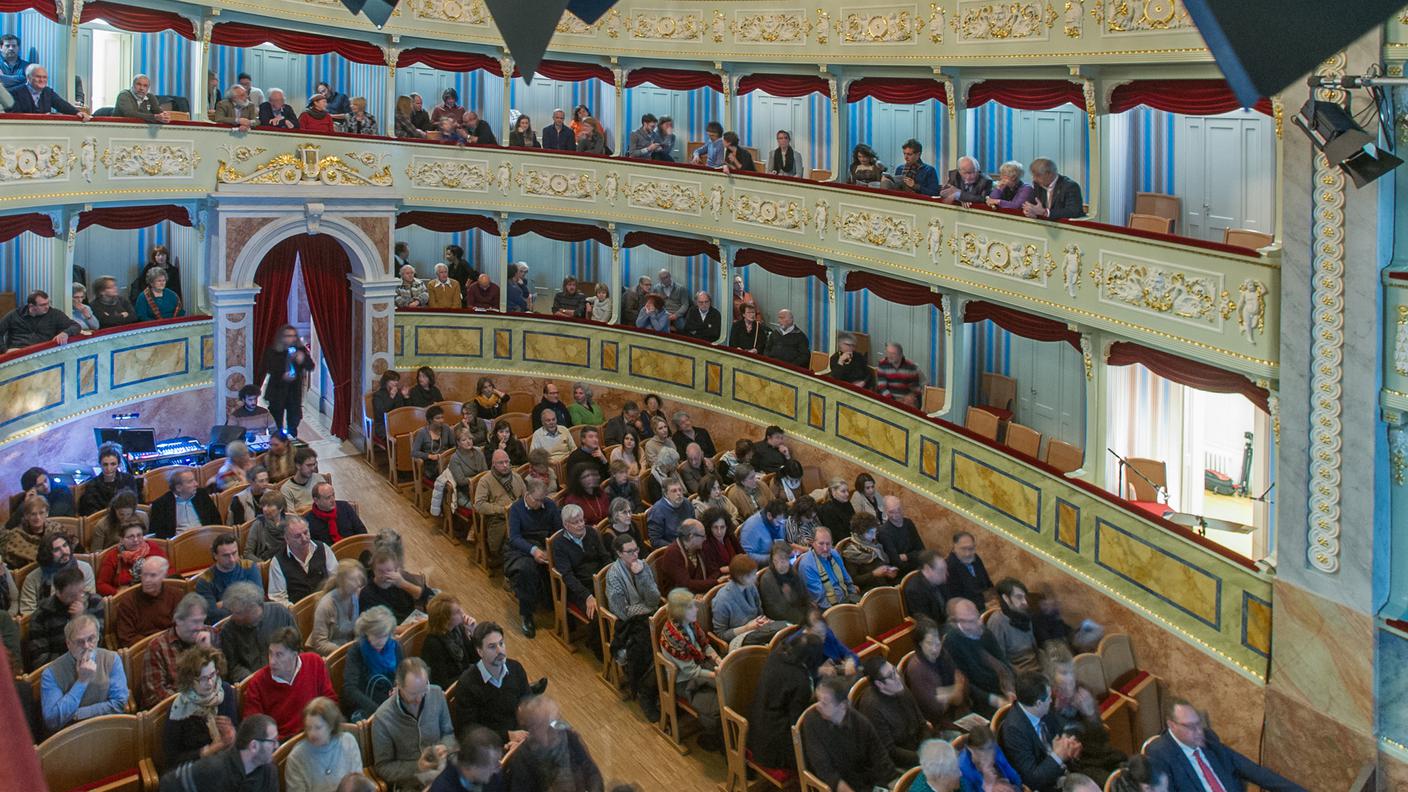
left=309, top=559, right=365, bottom=655
left=420, top=593, right=477, bottom=688
left=342, top=605, right=402, bottom=721
left=394, top=95, right=426, bottom=139
left=91, top=488, right=147, bottom=551
left=642, top=416, right=673, bottom=468
left=284, top=697, right=363, bottom=792
left=658, top=587, right=722, bottom=750
left=342, top=96, right=377, bottom=135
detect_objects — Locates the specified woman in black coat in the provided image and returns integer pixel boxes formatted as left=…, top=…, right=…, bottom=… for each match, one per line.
left=406, top=365, right=444, bottom=407
left=747, top=631, right=823, bottom=769
left=420, top=594, right=476, bottom=689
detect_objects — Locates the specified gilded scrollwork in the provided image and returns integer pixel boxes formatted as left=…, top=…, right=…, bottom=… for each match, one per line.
left=1094, top=257, right=1224, bottom=322
left=555, top=10, right=603, bottom=35
left=624, top=176, right=703, bottom=215
left=1396, top=304, right=1408, bottom=377
left=711, top=10, right=728, bottom=42
left=1063, top=0, right=1083, bottom=37
left=951, top=230, right=1054, bottom=282
left=953, top=0, right=1057, bottom=41
left=219, top=144, right=392, bottom=187
left=838, top=205, right=920, bottom=252
left=927, top=2, right=945, bottom=42
left=1080, top=335, right=1094, bottom=380
left=626, top=10, right=705, bottom=40
left=519, top=167, right=597, bottom=201
left=0, top=141, right=70, bottom=182
left=734, top=191, right=806, bottom=233
left=404, top=156, right=490, bottom=191
left=733, top=10, right=808, bottom=43
left=1091, top=0, right=1191, bottom=32
left=841, top=6, right=921, bottom=43
left=404, top=0, right=489, bottom=24
left=101, top=140, right=201, bottom=179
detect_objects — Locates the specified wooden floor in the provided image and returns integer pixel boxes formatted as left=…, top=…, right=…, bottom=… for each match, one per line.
left=323, top=450, right=729, bottom=790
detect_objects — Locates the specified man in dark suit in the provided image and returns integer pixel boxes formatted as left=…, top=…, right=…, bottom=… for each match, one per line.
left=1146, top=698, right=1306, bottom=792
left=999, top=672, right=1081, bottom=792
left=150, top=468, right=221, bottom=539
left=113, top=74, right=168, bottom=123
left=901, top=550, right=948, bottom=625
left=257, top=88, right=299, bottom=130
left=669, top=411, right=715, bottom=458
left=10, top=65, right=89, bottom=119
left=677, top=291, right=721, bottom=342
left=541, top=108, right=576, bottom=151
left=1024, top=158, right=1084, bottom=220
left=602, top=400, right=645, bottom=447
left=940, top=156, right=994, bottom=204
left=943, top=530, right=994, bottom=606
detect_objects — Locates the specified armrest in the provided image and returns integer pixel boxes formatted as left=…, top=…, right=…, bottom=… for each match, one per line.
left=138, top=757, right=159, bottom=792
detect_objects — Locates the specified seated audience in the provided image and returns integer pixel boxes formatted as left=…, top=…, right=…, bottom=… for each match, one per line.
left=723, top=463, right=773, bottom=520
left=505, top=696, right=603, bottom=791
left=213, top=440, right=255, bottom=492
left=220, top=582, right=297, bottom=680
left=427, top=726, right=504, bottom=792
left=421, top=593, right=476, bottom=689
left=679, top=291, right=721, bottom=340
left=711, top=555, right=785, bottom=650
left=848, top=143, right=887, bottom=185
left=360, top=546, right=433, bottom=625
left=999, top=672, right=1081, bottom=792
left=0, top=34, right=28, bottom=91
left=371, top=658, right=457, bottom=791
left=26, top=564, right=105, bottom=669
left=242, top=490, right=288, bottom=562
left=878, top=495, right=925, bottom=573
left=670, top=410, right=715, bottom=458
left=40, top=614, right=127, bottom=734
left=508, top=113, right=540, bottom=147
left=466, top=273, right=500, bottom=310
left=564, top=428, right=609, bottom=482
left=404, top=366, right=444, bottom=407
left=560, top=381, right=603, bottom=426
left=426, top=263, right=463, bottom=308
left=830, top=332, right=873, bottom=388
left=960, top=724, right=1023, bottom=792
left=115, top=73, right=170, bottom=122
left=461, top=110, right=497, bottom=145
left=486, top=416, right=529, bottom=464
left=394, top=265, right=427, bottom=308
left=405, top=92, right=432, bottom=132
left=553, top=277, right=588, bottom=317
left=692, top=121, right=726, bottom=168
left=506, top=262, right=532, bottom=311
left=622, top=276, right=653, bottom=324
left=693, top=474, right=737, bottom=522
left=944, top=598, right=1014, bottom=717
left=213, top=85, right=257, bottom=129
left=655, top=518, right=714, bottom=595
left=798, top=527, right=859, bottom=608
left=142, top=593, right=215, bottom=706
left=643, top=418, right=676, bottom=472
left=768, top=129, right=805, bottom=177
left=677, top=444, right=713, bottom=497
left=19, top=531, right=94, bottom=614
left=607, top=433, right=643, bottom=483
left=658, top=587, right=723, bottom=749
left=505, top=478, right=562, bottom=637
left=731, top=275, right=754, bottom=320
left=874, top=342, right=924, bottom=408
left=859, top=655, right=934, bottom=768
left=904, top=615, right=966, bottom=727
left=114, top=556, right=183, bottom=645
left=130, top=245, right=184, bottom=304
left=268, top=515, right=337, bottom=605
left=941, top=155, right=995, bottom=204
left=801, top=677, right=898, bottom=791
left=883, top=138, right=940, bottom=196
left=163, top=645, right=240, bottom=771
left=243, top=626, right=336, bottom=741
left=431, top=88, right=465, bottom=126
left=341, top=96, right=377, bottom=135
left=759, top=541, right=811, bottom=624
left=987, top=160, right=1034, bottom=209
left=646, top=478, right=692, bottom=546
left=431, top=426, right=486, bottom=519
left=96, top=520, right=167, bottom=595
left=604, top=495, right=643, bottom=545
left=280, top=448, right=327, bottom=512
left=89, top=276, right=138, bottom=328
left=452, top=621, right=542, bottom=743
left=654, top=269, right=689, bottom=320
left=1044, top=645, right=1125, bottom=783
left=1023, top=158, right=1085, bottom=220
left=134, top=266, right=184, bottom=321
left=343, top=606, right=402, bottom=721
left=815, top=477, right=857, bottom=540
left=786, top=495, right=822, bottom=547
left=904, top=550, right=950, bottom=626
left=728, top=302, right=771, bottom=354
left=158, top=713, right=278, bottom=791
left=71, top=283, right=99, bottom=330
left=603, top=533, right=659, bottom=713
left=530, top=407, right=576, bottom=465
left=747, top=629, right=821, bottom=769
left=945, top=530, right=995, bottom=607
left=740, top=498, right=790, bottom=563
left=561, top=462, right=611, bottom=530
left=370, top=370, right=408, bottom=447
left=635, top=293, right=671, bottom=332
left=911, top=739, right=963, bottom=792
left=91, top=489, right=146, bottom=551
left=285, top=697, right=363, bottom=792
left=307, top=482, right=368, bottom=545
left=1145, top=697, right=1306, bottom=792
left=264, top=430, right=296, bottom=480
left=851, top=473, right=882, bottom=518
left=698, top=506, right=743, bottom=579
left=11, top=64, right=91, bottom=118
left=257, top=87, right=298, bottom=129
left=576, top=116, right=608, bottom=154
left=473, top=449, right=525, bottom=575
left=765, top=308, right=810, bottom=367
left=0, top=290, right=81, bottom=351
left=627, top=113, right=664, bottom=159
left=300, top=93, right=336, bottom=132
left=550, top=504, right=610, bottom=644
left=532, top=383, right=572, bottom=429
left=151, top=468, right=221, bottom=539
left=310, top=559, right=366, bottom=655
left=587, top=283, right=612, bottom=322
left=776, top=459, right=806, bottom=503
left=841, top=513, right=900, bottom=591
left=988, top=577, right=1041, bottom=673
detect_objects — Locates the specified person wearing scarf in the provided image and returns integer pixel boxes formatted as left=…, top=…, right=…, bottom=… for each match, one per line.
left=97, top=522, right=165, bottom=595
left=470, top=377, right=508, bottom=422
left=986, top=577, right=1040, bottom=673
left=299, top=94, right=335, bottom=133
left=657, top=588, right=723, bottom=750
left=134, top=267, right=183, bottom=321
left=839, top=514, right=899, bottom=592
left=308, top=499, right=343, bottom=545
left=768, top=130, right=805, bottom=177
left=343, top=605, right=403, bottom=721
left=728, top=303, right=771, bottom=355
left=698, top=506, right=744, bottom=579
left=164, top=645, right=239, bottom=769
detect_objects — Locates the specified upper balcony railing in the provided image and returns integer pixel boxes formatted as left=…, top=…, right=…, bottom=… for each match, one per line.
left=0, top=116, right=1278, bottom=380
left=192, top=0, right=1214, bottom=68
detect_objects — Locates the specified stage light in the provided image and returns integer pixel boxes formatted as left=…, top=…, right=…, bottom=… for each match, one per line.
left=340, top=0, right=399, bottom=28
left=1292, top=98, right=1402, bottom=188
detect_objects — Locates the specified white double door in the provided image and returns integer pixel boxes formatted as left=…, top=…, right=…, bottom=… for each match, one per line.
left=1176, top=111, right=1275, bottom=241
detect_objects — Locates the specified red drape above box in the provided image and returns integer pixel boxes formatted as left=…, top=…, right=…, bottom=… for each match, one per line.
left=734, top=247, right=827, bottom=282
left=79, top=1, right=194, bottom=37
left=0, top=0, right=58, bottom=22
left=844, top=271, right=942, bottom=309
left=1107, top=341, right=1269, bottom=412
left=508, top=219, right=611, bottom=246
left=622, top=231, right=720, bottom=261
left=0, top=212, right=55, bottom=244
left=964, top=299, right=1080, bottom=349
left=737, top=74, right=830, bottom=98
left=846, top=77, right=947, bottom=105
left=512, top=59, right=613, bottom=84
left=77, top=204, right=191, bottom=232
left=396, top=210, right=500, bottom=236
left=967, top=79, right=1084, bottom=111
left=624, top=67, right=722, bottom=93
left=211, top=22, right=384, bottom=66
left=398, top=48, right=502, bottom=75
left=1108, top=79, right=1273, bottom=116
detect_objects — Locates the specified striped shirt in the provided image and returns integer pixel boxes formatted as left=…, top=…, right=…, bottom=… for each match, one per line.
left=875, top=357, right=923, bottom=401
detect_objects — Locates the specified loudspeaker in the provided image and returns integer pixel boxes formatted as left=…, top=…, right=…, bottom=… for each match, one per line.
left=1182, top=0, right=1404, bottom=107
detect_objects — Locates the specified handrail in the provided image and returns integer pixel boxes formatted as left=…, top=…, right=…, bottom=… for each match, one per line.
left=0, top=315, right=211, bottom=366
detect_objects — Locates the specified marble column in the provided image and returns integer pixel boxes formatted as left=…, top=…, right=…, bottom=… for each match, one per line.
left=208, top=285, right=260, bottom=420
left=939, top=292, right=970, bottom=423
left=349, top=275, right=398, bottom=445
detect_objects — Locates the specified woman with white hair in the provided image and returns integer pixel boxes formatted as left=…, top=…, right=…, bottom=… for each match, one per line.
left=644, top=445, right=679, bottom=504
left=986, top=160, right=1035, bottom=210
left=309, top=559, right=365, bottom=655
left=912, top=738, right=962, bottom=791
left=341, top=605, right=402, bottom=721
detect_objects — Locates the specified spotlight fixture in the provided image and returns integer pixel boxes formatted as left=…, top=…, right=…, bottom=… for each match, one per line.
left=340, top=0, right=399, bottom=28
left=1292, top=96, right=1402, bottom=188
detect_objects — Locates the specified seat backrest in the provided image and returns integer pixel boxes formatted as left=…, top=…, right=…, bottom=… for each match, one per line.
left=965, top=407, right=999, bottom=441
left=1044, top=439, right=1084, bottom=473
left=922, top=386, right=946, bottom=413
left=858, top=586, right=904, bottom=636
left=500, top=412, right=533, bottom=439
left=990, top=702, right=1011, bottom=734
left=1072, top=651, right=1109, bottom=698
left=144, top=465, right=195, bottom=504
left=1133, top=191, right=1180, bottom=222
left=196, top=457, right=225, bottom=487
left=37, top=713, right=143, bottom=791
left=980, top=372, right=1017, bottom=411
left=1223, top=228, right=1274, bottom=250
left=1004, top=423, right=1042, bottom=459
left=792, top=703, right=827, bottom=791
left=849, top=331, right=870, bottom=357
left=1104, top=768, right=1125, bottom=792
left=809, top=168, right=832, bottom=182
left=326, top=641, right=352, bottom=694
left=893, top=766, right=922, bottom=792
left=645, top=546, right=668, bottom=580
left=1123, top=458, right=1167, bottom=502
left=823, top=603, right=869, bottom=648
left=809, top=350, right=830, bottom=374
left=292, top=592, right=320, bottom=649
left=384, top=406, right=426, bottom=440
left=400, top=619, right=430, bottom=656
left=49, top=516, right=81, bottom=544
left=124, top=631, right=163, bottom=706
left=215, top=484, right=248, bottom=524
left=432, top=400, right=464, bottom=425
left=141, top=692, right=176, bottom=771
left=847, top=675, right=870, bottom=706
left=332, top=533, right=377, bottom=563
left=1127, top=212, right=1174, bottom=234
left=274, top=731, right=306, bottom=788
left=686, top=140, right=705, bottom=160
left=1098, top=633, right=1138, bottom=684
left=715, top=644, right=768, bottom=714
left=168, top=525, right=231, bottom=575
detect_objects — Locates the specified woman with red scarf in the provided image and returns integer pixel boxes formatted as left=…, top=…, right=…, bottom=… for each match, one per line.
left=299, top=94, right=336, bottom=134
left=97, top=521, right=166, bottom=595
left=657, top=587, right=723, bottom=750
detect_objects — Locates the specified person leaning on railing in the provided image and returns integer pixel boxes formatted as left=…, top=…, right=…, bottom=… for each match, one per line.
left=0, top=289, right=81, bottom=351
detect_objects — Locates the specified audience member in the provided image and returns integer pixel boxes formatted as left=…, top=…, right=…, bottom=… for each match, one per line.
left=711, top=555, right=785, bottom=650
left=452, top=621, right=543, bottom=742
left=627, top=113, right=664, bottom=159
left=988, top=577, right=1041, bottom=673
left=848, top=143, right=887, bottom=185
left=466, top=273, right=500, bottom=310
left=635, top=293, right=670, bottom=332
left=343, top=606, right=402, bottom=721
left=133, top=266, right=184, bottom=321
left=692, top=121, right=726, bottom=168
left=653, top=269, right=689, bottom=321
left=787, top=496, right=823, bottom=550
left=945, top=531, right=995, bottom=607
left=214, top=85, right=258, bottom=129
left=242, top=490, right=288, bottom=562
left=652, top=116, right=678, bottom=161
left=944, top=598, right=1014, bottom=717
left=876, top=342, right=924, bottom=408
left=842, top=513, right=900, bottom=591
left=535, top=107, right=569, bottom=150
left=745, top=630, right=819, bottom=770
left=421, top=594, right=476, bottom=689
left=904, top=616, right=966, bottom=727
left=243, top=626, right=336, bottom=740
left=746, top=427, right=787, bottom=476
left=550, top=504, right=609, bottom=649
left=299, top=93, right=336, bottom=132
left=987, top=160, right=1034, bottom=209
left=753, top=541, right=805, bottom=624
left=561, top=463, right=611, bottom=528
left=213, top=440, right=255, bottom=492
left=1145, top=696, right=1305, bottom=792
left=69, top=283, right=98, bottom=331
left=309, top=559, right=365, bottom=655
left=903, top=550, right=949, bottom=625
left=846, top=473, right=880, bottom=518
left=264, top=430, right=297, bottom=480
left=802, top=677, right=898, bottom=790
left=237, top=73, right=264, bottom=105
left=643, top=418, right=676, bottom=473
left=720, top=131, right=754, bottom=174
left=0, top=33, right=29, bottom=91
left=426, top=262, right=463, bottom=308
left=506, top=478, right=562, bottom=637
left=677, top=445, right=713, bottom=497
left=268, top=515, right=337, bottom=605
left=163, top=645, right=239, bottom=770
left=506, top=262, right=532, bottom=311
left=158, top=713, right=278, bottom=792
left=941, top=155, right=995, bottom=204
left=474, top=450, right=525, bottom=576
left=860, top=655, right=933, bottom=768
left=604, top=495, right=643, bottom=545
left=341, top=96, right=377, bottom=135
left=394, top=265, right=429, bottom=308
left=11, top=64, right=90, bottom=118
left=999, top=672, right=1080, bottom=792
left=461, top=110, right=497, bottom=145
left=585, top=282, right=612, bottom=322
left=560, top=381, right=602, bottom=426
left=814, top=477, right=857, bottom=541
left=360, top=546, right=432, bottom=625
left=529, top=408, right=576, bottom=465
left=765, top=308, right=810, bottom=368
left=262, top=324, right=316, bottom=436
left=0, top=290, right=81, bottom=350
left=281, top=448, right=327, bottom=512
left=285, top=697, right=363, bottom=792
left=315, top=80, right=351, bottom=119
left=19, top=531, right=95, bottom=614
left=739, top=498, right=789, bottom=563
left=911, top=739, right=963, bottom=792
left=129, top=245, right=184, bottom=304
left=723, top=463, right=773, bottom=520
left=960, top=724, right=1023, bottom=792
left=646, top=478, right=692, bottom=546
left=504, top=695, right=604, bottom=792
left=89, top=276, right=138, bottom=328
left=767, top=129, right=805, bottom=177
left=220, top=582, right=297, bottom=680
left=659, top=587, right=723, bottom=749
left=431, top=88, right=465, bottom=126
left=307, top=482, right=368, bottom=546
left=603, top=532, right=659, bottom=714
left=550, top=276, right=588, bottom=318
left=40, top=614, right=127, bottom=734
left=1023, top=158, right=1084, bottom=220
left=432, top=426, right=487, bottom=519
left=727, top=302, right=771, bottom=355
left=1044, top=645, right=1125, bottom=783
left=148, top=467, right=219, bottom=539
left=775, top=459, right=806, bottom=503
left=96, top=520, right=167, bottom=595
left=91, top=489, right=146, bottom=550
left=656, top=518, right=714, bottom=595
left=532, top=383, right=572, bottom=429
left=883, top=138, right=940, bottom=196
left=257, top=87, right=298, bottom=129
left=114, top=556, right=182, bottom=645
left=428, top=726, right=505, bottom=792
left=26, top=564, right=105, bottom=669
left=698, top=506, right=743, bottom=579
left=1107, top=756, right=1166, bottom=792
left=829, top=332, right=873, bottom=387
left=508, top=113, right=540, bottom=147
left=142, top=593, right=215, bottom=706
left=797, top=527, right=859, bottom=608
left=622, top=276, right=653, bottom=324
left=404, top=365, right=444, bottom=407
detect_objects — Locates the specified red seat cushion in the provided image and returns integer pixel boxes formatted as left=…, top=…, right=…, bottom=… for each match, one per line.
left=68, top=769, right=139, bottom=792
left=746, top=749, right=796, bottom=783
left=568, top=602, right=589, bottom=621
left=421, top=476, right=436, bottom=487
left=874, top=618, right=914, bottom=642
left=1115, top=669, right=1150, bottom=695
left=1130, top=501, right=1172, bottom=520
left=975, top=405, right=1013, bottom=422
left=454, top=506, right=473, bottom=519
left=1099, top=693, right=1120, bottom=713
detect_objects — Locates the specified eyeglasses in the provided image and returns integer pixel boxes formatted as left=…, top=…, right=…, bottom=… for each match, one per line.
left=688, top=533, right=706, bottom=540
left=620, top=548, right=640, bottom=556
left=253, top=737, right=280, bottom=746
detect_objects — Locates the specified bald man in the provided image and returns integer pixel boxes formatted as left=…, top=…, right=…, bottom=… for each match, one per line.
left=679, top=291, right=722, bottom=341
left=940, top=155, right=993, bottom=204
left=765, top=308, right=811, bottom=368
left=942, top=598, right=1014, bottom=717
left=505, top=697, right=603, bottom=791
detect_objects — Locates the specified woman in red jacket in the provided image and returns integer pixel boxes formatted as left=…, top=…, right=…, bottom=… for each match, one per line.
left=299, top=94, right=336, bottom=134
left=97, top=521, right=167, bottom=595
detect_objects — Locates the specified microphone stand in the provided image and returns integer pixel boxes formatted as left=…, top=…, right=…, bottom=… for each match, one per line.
left=1107, top=448, right=1169, bottom=502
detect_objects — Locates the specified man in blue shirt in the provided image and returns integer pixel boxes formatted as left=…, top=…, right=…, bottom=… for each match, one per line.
left=739, top=498, right=790, bottom=563
left=691, top=121, right=726, bottom=168
left=797, top=527, right=859, bottom=608
left=884, top=138, right=940, bottom=197
left=0, top=34, right=29, bottom=92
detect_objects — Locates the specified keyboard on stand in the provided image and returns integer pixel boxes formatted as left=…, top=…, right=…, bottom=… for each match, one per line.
left=129, top=437, right=207, bottom=471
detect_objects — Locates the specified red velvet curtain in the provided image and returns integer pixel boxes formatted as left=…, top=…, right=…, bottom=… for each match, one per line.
left=396, top=210, right=500, bottom=236
left=1109, top=80, right=1273, bottom=116
left=512, top=60, right=613, bottom=83
left=964, top=300, right=1080, bottom=349
left=76, top=204, right=191, bottom=232
left=79, top=1, right=195, bottom=37
left=846, top=77, right=946, bottom=105
left=967, top=79, right=1084, bottom=110
left=844, top=271, right=942, bottom=308
left=251, top=237, right=297, bottom=389
left=508, top=219, right=611, bottom=246
left=0, top=0, right=58, bottom=21
left=734, top=247, right=827, bottom=282
left=398, top=48, right=503, bottom=75
left=0, top=212, right=55, bottom=243
left=1108, top=341, right=1269, bottom=412
left=0, top=642, right=43, bottom=788
left=624, top=67, right=722, bottom=92
left=737, top=74, right=830, bottom=98
left=298, top=235, right=355, bottom=439
left=211, top=22, right=384, bottom=65
left=622, top=231, right=720, bottom=261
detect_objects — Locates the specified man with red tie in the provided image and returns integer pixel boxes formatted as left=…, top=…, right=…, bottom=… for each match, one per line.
left=1145, top=698, right=1305, bottom=792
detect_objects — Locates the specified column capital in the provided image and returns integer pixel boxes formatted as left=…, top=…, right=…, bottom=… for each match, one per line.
left=347, top=275, right=399, bottom=301
left=208, top=284, right=261, bottom=309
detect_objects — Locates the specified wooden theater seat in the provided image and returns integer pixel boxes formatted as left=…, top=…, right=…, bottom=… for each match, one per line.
left=965, top=407, right=1000, bottom=441
left=1098, top=633, right=1163, bottom=747
left=1044, top=439, right=1084, bottom=474
left=1004, top=422, right=1042, bottom=459
left=167, top=525, right=231, bottom=576
left=717, top=645, right=792, bottom=792
left=383, top=406, right=426, bottom=493
left=791, top=703, right=833, bottom=792
left=546, top=530, right=594, bottom=652
left=332, top=533, right=377, bottom=563
left=822, top=603, right=884, bottom=662
left=859, top=585, right=914, bottom=662
left=38, top=714, right=150, bottom=792
left=651, top=605, right=702, bottom=753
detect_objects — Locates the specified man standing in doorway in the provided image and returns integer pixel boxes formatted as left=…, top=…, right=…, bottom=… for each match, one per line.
left=261, top=324, right=315, bottom=439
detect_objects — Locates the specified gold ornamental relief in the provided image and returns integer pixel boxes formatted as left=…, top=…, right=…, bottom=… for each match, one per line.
left=951, top=231, right=1055, bottom=283
left=733, top=191, right=807, bottom=233
left=0, top=141, right=70, bottom=182
left=1091, top=0, right=1191, bottom=33
left=733, top=10, right=808, bottom=43
left=625, top=176, right=704, bottom=215
left=626, top=10, right=705, bottom=40
left=520, top=168, right=597, bottom=201
left=101, top=141, right=201, bottom=179
left=1094, top=257, right=1224, bottom=323
left=953, top=0, right=1058, bottom=41
left=837, top=205, right=920, bottom=252
left=840, top=5, right=922, bottom=43
left=405, top=156, right=491, bottom=191
left=405, top=0, right=489, bottom=24
left=555, top=10, right=603, bottom=35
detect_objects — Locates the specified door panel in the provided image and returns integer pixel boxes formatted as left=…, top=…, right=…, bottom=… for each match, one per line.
left=1176, top=112, right=1275, bottom=241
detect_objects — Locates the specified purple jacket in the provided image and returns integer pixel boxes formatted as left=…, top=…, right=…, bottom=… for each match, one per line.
left=988, top=181, right=1035, bottom=209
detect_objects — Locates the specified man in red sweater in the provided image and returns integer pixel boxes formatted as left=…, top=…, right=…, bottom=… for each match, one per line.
left=241, top=626, right=336, bottom=739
